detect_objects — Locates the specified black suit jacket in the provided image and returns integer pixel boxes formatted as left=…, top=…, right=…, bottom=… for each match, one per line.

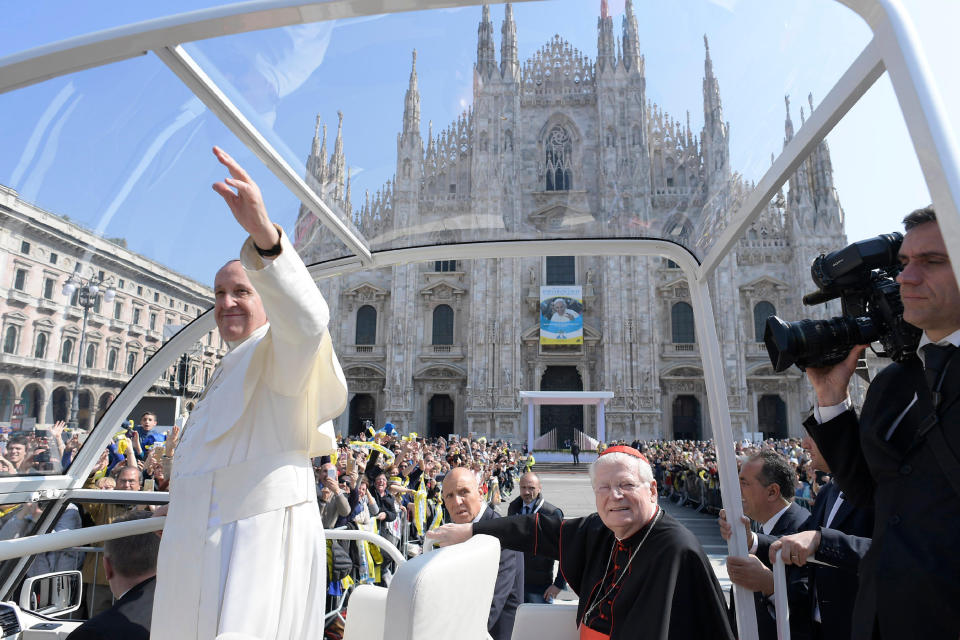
left=751, top=501, right=811, bottom=640
left=507, top=496, right=566, bottom=590
left=755, top=501, right=811, bottom=564
left=67, top=576, right=155, bottom=640
left=754, top=482, right=872, bottom=640
left=478, top=506, right=524, bottom=640
left=806, top=355, right=960, bottom=639
left=806, top=480, right=873, bottom=640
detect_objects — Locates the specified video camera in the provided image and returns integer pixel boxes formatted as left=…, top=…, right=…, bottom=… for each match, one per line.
left=764, top=232, right=922, bottom=372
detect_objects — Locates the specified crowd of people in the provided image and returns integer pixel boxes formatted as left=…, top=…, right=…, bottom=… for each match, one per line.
left=620, top=437, right=829, bottom=514
left=319, top=431, right=529, bottom=594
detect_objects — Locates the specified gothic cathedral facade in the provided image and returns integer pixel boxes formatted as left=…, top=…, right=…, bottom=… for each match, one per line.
left=294, top=2, right=846, bottom=444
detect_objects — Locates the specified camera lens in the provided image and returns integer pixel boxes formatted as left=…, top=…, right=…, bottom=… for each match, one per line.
left=764, top=315, right=879, bottom=372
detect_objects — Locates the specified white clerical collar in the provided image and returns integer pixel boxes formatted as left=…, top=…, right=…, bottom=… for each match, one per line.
left=472, top=504, right=488, bottom=523
left=762, top=502, right=792, bottom=535
left=225, top=323, right=269, bottom=351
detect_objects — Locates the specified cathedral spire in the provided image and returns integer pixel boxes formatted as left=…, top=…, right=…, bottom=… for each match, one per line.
left=621, top=0, right=642, bottom=73
left=500, top=3, right=519, bottom=81
left=784, top=94, right=794, bottom=144
left=307, top=115, right=328, bottom=185
left=597, top=1, right=615, bottom=73
left=702, top=35, right=725, bottom=136
left=476, top=5, right=497, bottom=79
left=402, top=50, right=421, bottom=140
left=330, top=110, right=346, bottom=201
left=345, top=169, right=352, bottom=215
left=701, top=34, right=729, bottom=187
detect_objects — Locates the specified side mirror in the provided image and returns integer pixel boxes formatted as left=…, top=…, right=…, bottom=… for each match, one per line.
left=19, top=570, right=82, bottom=617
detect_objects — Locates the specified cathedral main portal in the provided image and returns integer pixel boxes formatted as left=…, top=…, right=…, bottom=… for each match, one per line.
left=539, top=366, right=584, bottom=447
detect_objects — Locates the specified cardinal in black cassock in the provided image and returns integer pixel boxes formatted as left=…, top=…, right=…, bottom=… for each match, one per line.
left=430, top=446, right=734, bottom=640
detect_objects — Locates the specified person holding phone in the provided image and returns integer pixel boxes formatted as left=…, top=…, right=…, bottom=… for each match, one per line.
left=317, top=462, right=350, bottom=528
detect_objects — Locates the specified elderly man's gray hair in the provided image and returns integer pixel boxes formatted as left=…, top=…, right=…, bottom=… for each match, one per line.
left=589, top=452, right=654, bottom=485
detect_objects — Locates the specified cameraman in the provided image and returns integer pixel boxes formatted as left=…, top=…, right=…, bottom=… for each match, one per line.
left=804, top=206, right=960, bottom=639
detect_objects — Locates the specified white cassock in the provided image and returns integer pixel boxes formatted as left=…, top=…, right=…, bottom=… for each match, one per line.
left=151, top=228, right=347, bottom=640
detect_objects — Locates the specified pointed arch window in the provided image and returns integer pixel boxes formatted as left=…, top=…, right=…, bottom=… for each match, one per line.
left=61, top=338, right=74, bottom=364
left=671, top=302, right=695, bottom=344
left=545, top=125, right=572, bottom=191
left=356, top=305, right=377, bottom=345
left=753, top=301, right=777, bottom=342
left=34, top=332, right=47, bottom=359
left=3, top=326, right=17, bottom=354
left=432, top=305, right=454, bottom=345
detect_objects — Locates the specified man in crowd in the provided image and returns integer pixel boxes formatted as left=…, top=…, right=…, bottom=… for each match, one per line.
left=721, top=450, right=810, bottom=640
left=442, top=467, right=523, bottom=640
left=430, top=446, right=734, bottom=639
left=6, top=437, right=28, bottom=472
left=152, top=147, right=348, bottom=640
left=67, top=511, right=159, bottom=640
left=506, top=472, right=566, bottom=603
left=804, top=206, right=960, bottom=638
left=768, top=435, right=873, bottom=640
left=115, top=466, right=141, bottom=492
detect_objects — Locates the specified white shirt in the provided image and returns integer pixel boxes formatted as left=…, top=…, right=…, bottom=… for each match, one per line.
left=748, top=502, right=792, bottom=554
left=472, top=504, right=489, bottom=523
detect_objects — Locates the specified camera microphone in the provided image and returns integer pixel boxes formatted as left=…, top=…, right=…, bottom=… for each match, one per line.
left=802, top=290, right=839, bottom=306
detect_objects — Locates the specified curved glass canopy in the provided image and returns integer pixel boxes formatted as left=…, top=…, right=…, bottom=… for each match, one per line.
left=1, top=2, right=959, bottom=634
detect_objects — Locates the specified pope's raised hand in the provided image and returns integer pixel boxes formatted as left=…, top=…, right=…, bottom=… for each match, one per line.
left=211, top=146, right=280, bottom=251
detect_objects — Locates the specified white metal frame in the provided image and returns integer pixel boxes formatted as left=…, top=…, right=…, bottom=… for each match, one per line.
left=0, top=1, right=957, bottom=638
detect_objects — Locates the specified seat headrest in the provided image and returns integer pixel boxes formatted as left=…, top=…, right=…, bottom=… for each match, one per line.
left=384, top=534, right=501, bottom=640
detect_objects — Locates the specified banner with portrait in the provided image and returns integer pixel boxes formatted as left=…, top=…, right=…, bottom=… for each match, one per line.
left=539, top=286, right=583, bottom=345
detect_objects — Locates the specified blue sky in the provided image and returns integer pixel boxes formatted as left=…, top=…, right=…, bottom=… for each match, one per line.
left=0, top=0, right=956, bottom=284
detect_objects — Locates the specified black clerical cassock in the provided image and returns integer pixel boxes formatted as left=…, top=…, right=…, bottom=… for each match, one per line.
left=472, top=507, right=734, bottom=640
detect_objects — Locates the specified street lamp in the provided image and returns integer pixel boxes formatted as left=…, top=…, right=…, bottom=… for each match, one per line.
left=62, top=268, right=115, bottom=430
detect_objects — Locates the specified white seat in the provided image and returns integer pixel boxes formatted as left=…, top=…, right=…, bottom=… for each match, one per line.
left=343, top=534, right=501, bottom=640
left=510, top=603, right=579, bottom=640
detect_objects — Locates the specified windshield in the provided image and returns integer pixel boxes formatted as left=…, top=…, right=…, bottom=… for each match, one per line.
left=0, top=0, right=955, bottom=482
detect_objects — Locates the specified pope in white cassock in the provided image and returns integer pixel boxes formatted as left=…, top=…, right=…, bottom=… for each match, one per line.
left=151, top=147, right=348, bottom=639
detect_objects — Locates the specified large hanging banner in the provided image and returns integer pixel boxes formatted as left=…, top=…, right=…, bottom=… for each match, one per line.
left=539, top=286, right=583, bottom=345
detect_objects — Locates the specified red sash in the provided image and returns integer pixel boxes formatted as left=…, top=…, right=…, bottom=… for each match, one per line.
left=579, top=625, right=610, bottom=640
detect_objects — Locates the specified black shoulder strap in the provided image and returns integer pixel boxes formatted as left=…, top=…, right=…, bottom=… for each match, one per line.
left=915, top=355, right=960, bottom=502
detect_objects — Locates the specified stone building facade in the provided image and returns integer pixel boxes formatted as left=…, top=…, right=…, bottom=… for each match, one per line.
left=0, top=185, right=225, bottom=429
left=295, top=2, right=848, bottom=444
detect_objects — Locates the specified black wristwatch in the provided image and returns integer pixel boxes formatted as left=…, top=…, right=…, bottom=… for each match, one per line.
left=254, top=229, right=283, bottom=256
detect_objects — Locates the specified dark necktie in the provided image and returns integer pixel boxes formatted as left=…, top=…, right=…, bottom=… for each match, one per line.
left=922, top=343, right=957, bottom=407
left=891, top=344, right=958, bottom=452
